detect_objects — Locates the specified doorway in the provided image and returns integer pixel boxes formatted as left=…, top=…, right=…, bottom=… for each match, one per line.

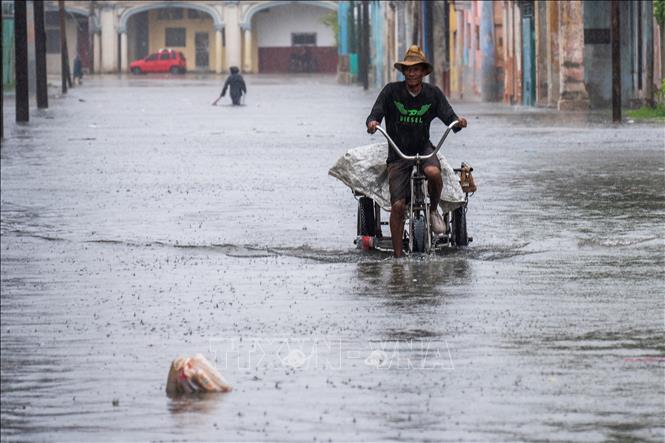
left=195, top=32, right=209, bottom=69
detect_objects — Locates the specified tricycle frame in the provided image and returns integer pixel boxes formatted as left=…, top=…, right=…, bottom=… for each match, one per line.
left=355, top=121, right=472, bottom=254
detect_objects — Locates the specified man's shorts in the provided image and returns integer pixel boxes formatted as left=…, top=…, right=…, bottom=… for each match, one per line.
left=387, top=146, right=441, bottom=205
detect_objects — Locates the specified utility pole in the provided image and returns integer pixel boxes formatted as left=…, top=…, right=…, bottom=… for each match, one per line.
left=59, top=0, right=71, bottom=93
left=355, top=1, right=361, bottom=84
left=14, top=0, right=29, bottom=122
left=412, top=2, right=420, bottom=47
left=425, top=0, right=434, bottom=86
left=644, top=0, right=654, bottom=107
left=89, top=1, right=95, bottom=73
left=34, top=0, right=49, bottom=108
left=611, top=0, right=621, bottom=123
left=361, top=0, right=369, bottom=90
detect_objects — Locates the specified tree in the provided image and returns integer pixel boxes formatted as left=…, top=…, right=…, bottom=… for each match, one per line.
left=656, top=0, right=665, bottom=102
left=655, top=0, right=665, bottom=26
left=321, top=11, right=338, bottom=47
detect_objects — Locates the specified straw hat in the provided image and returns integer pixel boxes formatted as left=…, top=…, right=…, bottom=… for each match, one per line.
left=394, top=45, right=433, bottom=76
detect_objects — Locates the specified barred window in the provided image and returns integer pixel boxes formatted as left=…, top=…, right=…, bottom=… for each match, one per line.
left=292, top=33, right=316, bottom=46
left=2, top=1, right=14, bottom=17
left=46, top=29, right=60, bottom=53
left=45, top=11, right=60, bottom=26
left=165, top=28, right=186, bottom=47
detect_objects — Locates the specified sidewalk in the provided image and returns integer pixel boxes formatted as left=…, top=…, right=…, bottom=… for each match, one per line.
left=3, top=74, right=659, bottom=141
left=2, top=76, right=73, bottom=138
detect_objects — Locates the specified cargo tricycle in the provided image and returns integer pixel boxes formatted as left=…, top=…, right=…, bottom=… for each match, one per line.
left=351, top=120, right=475, bottom=255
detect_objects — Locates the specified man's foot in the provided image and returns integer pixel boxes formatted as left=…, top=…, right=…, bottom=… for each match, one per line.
left=430, top=210, right=446, bottom=234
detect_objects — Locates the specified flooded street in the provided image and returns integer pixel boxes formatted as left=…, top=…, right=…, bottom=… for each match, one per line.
left=1, top=74, right=663, bottom=442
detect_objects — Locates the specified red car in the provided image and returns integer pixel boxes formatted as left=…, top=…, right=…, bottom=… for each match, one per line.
left=130, top=49, right=187, bottom=74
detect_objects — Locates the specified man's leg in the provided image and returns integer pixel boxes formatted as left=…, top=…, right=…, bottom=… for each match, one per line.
left=390, top=199, right=406, bottom=257
left=424, top=164, right=447, bottom=234
left=388, top=160, right=411, bottom=258
left=424, top=165, right=443, bottom=210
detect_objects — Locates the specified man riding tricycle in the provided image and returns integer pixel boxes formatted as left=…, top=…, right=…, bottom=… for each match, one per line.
left=329, top=45, right=475, bottom=257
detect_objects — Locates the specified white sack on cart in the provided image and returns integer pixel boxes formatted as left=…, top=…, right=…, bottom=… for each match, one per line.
left=329, top=143, right=466, bottom=213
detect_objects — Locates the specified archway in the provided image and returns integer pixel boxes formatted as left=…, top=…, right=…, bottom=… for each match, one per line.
left=118, top=2, right=224, bottom=73
left=241, top=1, right=338, bottom=73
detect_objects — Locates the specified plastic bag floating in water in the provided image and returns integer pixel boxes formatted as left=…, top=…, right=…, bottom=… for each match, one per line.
left=166, top=354, right=231, bottom=397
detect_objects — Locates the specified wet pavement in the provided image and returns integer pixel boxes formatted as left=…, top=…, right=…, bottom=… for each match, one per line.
left=1, top=74, right=664, bottom=442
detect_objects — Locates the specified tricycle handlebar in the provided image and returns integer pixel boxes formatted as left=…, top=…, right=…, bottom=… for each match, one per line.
left=374, top=120, right=459, bottom=161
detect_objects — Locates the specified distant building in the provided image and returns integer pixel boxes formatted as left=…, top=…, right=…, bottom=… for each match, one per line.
left=30, top=1, right=339, bottom=75
left=339, top=0, right=664, bottom=110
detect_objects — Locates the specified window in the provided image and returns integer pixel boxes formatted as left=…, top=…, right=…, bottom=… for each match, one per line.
left=157, top=8, right=183, bottom=20
left=46, top=29, right=60, bottom=53
left=146, top=53, right=158, bottom=61
left=165, top=28, right=186, bottom=47
left=291, top=33, right=316, bottom=46
left=160, top=52, right=170, bottom=60
left=2, top=1, right=14, bottom=16
left=45, top=11, right=60, bottom=26
left=475, top=25, right=480, bottom=50
left=187, top=9, right=207, bottom=19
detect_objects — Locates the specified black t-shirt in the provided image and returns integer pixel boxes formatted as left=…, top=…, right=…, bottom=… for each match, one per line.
left=366, top=81, right=460, bottom=163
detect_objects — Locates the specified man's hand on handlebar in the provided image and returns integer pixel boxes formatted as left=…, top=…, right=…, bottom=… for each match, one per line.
left=456, top=117, right=468, bottom=129
left=367, top=120, right=380, bottom=134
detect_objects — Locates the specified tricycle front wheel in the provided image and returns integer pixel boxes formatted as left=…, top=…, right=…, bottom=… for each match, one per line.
left=411, top=215, right=427, bottom=253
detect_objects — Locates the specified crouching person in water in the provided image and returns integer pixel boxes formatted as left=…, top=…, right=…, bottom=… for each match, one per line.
left=366, top=45, right=467, bottom=258
left=213, top=66, right=247, bottom=106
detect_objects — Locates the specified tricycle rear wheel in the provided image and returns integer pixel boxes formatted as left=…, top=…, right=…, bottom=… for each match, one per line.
left=357, top=196, right=376, bottom=236
left=451, top=206, right=468, bottom=246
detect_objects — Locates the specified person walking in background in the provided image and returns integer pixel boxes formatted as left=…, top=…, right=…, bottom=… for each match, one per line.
left=73, top=54, right=83, bottom=85
left=213, top=66, right=247, bottom=106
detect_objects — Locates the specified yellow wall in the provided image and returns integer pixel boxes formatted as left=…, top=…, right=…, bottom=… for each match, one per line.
left=148, top=10, right=218, bottom=70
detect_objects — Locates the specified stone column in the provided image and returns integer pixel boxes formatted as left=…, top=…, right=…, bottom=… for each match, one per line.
left=480, top=0, right=497, bottom=101
left=224, top=4, right=241, bottom=71
left=214, top=26, right=223, bottom=74
left=535, top=0, right=548, bottom=106
left=456, top=9, right=464, bottom=99
left=119, top=30, right=128, bottom=72
left=93, top=32, right=101, bottom=74
left=643, top=0, right=654, bottom=106
left=100, top=5, right=117, bottom=73
left=557, top=0, right=589, bottom=111
left=546, top=0, right=560, bottom=108
left=242, top=26, right=252, bottom=73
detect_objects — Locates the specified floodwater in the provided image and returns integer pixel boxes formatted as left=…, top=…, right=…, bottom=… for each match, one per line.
left=1, top=74, right=663, bottom=442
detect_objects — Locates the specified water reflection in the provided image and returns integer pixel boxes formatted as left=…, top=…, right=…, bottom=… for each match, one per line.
left=355, top=254, right=472, bottom=300
left=167, top=393, right=226, bottom=428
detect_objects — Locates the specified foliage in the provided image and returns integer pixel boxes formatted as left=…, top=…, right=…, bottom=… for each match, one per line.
left=656, top=0, right=665, bottom=27
left=321, top=11, right=338, bottom=46
left=656, top=79, right=665, bottom=105
left=626, top=104, right=665, bottom=120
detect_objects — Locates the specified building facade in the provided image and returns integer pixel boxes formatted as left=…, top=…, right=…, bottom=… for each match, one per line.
left=339, top=0, right=664, bottom=110
left=36, top=0, right=338, bottom=75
